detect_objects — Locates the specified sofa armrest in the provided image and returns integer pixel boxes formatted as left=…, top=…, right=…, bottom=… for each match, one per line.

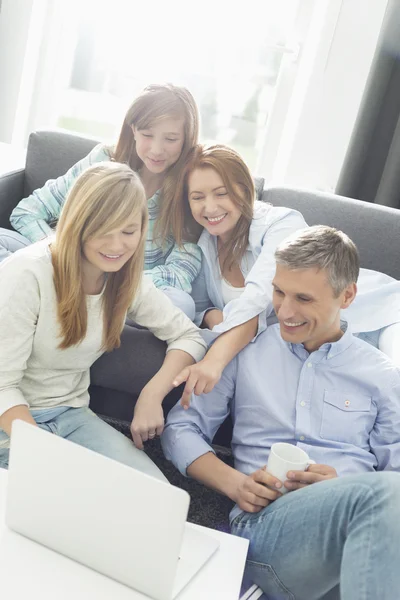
left=0, top=168, right=25, bottom=229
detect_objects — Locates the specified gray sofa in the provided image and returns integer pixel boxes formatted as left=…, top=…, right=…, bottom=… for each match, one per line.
left=1, top=129, right=400, bottom=449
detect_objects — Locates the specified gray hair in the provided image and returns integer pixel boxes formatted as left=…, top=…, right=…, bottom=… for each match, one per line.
left=274, top=225, right=359, bottom=296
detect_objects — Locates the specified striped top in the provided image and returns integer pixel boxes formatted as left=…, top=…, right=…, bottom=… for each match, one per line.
left=10, top=144, right=201, bottom=292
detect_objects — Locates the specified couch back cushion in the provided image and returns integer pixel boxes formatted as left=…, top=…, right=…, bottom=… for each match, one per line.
left=264, top=186, right=400, bottom=279
left=24, top=130, right=266, bottom=201
left=24, top=130, right=100, bottom=197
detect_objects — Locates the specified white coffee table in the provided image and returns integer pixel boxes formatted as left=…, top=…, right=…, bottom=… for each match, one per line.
left=0, top=469, right=248, bottom=600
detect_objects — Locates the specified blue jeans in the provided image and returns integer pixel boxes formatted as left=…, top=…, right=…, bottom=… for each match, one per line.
left=0, top=228, right=30, bottom=262
left=231, top=472, right=400, bottom=600
left=162, top=287, right=195, bottom=320
left=0, top=406, right=167, bottom=482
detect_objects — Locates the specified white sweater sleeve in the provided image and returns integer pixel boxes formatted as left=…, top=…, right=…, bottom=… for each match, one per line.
left=213, top=210, right=308, bottom=335
left=0, top=258, right=40, bottom=416
left=127, top=275, right=207, bottom=362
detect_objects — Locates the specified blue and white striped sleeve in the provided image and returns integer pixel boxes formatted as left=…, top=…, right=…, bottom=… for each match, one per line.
left=10, top=144, right=111, bottom=243
left=145, top=241, right=202, bottom=293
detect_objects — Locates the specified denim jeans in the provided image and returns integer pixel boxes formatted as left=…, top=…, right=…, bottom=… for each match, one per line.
left=231, top=472, right=400, bottom=600
left=0, top=406, right=167, bottom=482
left=162, top=287, right=196, bottom=320
left=0, top=228, right=30, bottom=262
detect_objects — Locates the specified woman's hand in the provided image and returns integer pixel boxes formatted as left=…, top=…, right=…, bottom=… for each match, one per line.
left=130, top=394, right=165, bottom=450
left=173, top=358, right=224, bottom=407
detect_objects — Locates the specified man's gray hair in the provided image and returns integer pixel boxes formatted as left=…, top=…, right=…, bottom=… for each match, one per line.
left=274, top=225, right=359, bottom=296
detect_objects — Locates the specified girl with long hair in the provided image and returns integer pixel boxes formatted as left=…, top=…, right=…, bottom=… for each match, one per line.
left=171, top=144, right=400, bottom=402
left=0, top=83, right=200, bottom=317
left=0, top=162, right=206, bottom=470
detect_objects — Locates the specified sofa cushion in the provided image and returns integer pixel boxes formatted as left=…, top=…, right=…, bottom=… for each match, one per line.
left=264, top=186, right=400, bottom=279
left=254, top=176, right=265, bottom=201
left=0, top=169, right=25, bottom=229
left=24, top=130, right=99, bottom=197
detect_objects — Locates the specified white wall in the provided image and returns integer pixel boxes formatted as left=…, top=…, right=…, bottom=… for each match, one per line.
left=274, top=0, right=388, bottom=191
left=0, top=0, right=389, bottom=189
left=0, top=0, right=50, bottom=145
left=0, top=0, right=35, bottom=142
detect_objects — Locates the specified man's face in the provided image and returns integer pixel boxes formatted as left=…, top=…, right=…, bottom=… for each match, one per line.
left=272, top=264, right=356, bottom=352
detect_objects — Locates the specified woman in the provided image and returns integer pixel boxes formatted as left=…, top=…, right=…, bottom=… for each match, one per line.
left=172, top=144, right=400, bottom=400
left=0, top=83, right=200, bottom=317
left=0, top=163, right=207, bottom=471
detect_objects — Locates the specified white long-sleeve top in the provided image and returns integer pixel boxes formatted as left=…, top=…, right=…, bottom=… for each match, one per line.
left=191, top=201, right=400, bottom=342
left=0, top=240, right=207, bottom=425
left=191, top=202, right=307, bottom=339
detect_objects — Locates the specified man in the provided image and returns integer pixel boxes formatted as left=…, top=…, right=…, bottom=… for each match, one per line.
left=162, top=226, right=400, bottom=600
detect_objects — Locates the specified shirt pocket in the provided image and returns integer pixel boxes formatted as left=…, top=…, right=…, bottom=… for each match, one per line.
left=320, top=390, right=372, bottom=445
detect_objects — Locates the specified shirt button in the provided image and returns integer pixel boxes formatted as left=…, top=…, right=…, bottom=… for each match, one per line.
left=300, top=401, right=306, bottom=407
left=345, top=400, right=350, bottom=407
left=300, top=435, right=305, bottom=441
left=307, top=362, right=312, bottom=368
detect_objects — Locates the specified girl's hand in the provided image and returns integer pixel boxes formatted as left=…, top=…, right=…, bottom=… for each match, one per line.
left=130, top=394, right=164, bottom=449
left=172, top=358, right=224, bottom=408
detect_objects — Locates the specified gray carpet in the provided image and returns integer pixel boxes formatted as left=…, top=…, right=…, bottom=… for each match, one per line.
left=106, top=418, right=266, bottom=599
left=107, top=418, right=234, bottom=533
left=143, top=437, right=267, bottom=599
left=146, top=437, right=234, bottom=532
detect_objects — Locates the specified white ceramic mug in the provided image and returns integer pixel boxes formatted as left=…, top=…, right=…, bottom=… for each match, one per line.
left=266, top=442, right=316, bottom=494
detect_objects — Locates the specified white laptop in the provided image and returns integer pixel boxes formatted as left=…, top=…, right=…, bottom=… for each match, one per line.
left=5, top=420, right=219, bottom=600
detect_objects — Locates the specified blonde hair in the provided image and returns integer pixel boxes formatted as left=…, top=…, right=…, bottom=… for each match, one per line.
left=171, top=144, right=255, bottom=272
left=112, top=83, right=199, bottom=242
left=52, top=162, right=148, bottom=351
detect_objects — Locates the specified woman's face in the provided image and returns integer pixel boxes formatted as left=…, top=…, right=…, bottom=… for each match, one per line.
left=188, top=168, right=242, bottom=241
left=132, top=118, right=185, bottom=174
left=82, top=215, right=143, bottom=277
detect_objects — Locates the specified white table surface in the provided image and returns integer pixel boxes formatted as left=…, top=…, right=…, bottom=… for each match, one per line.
left=0, top=469, right=248, bottom=600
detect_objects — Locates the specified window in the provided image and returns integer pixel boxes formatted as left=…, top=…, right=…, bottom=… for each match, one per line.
left=2, top=1, right=385, bottom=189
left=26, top=0, right=307, bottom=170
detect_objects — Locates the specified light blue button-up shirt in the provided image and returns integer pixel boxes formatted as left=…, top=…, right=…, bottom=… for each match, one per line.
left=162, top=323, right=400, bottom=521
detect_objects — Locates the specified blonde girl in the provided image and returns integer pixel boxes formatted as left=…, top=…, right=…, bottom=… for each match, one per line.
left=0, top=163, right=206, bottom=471
left=1, top=84, right=200, bottom=318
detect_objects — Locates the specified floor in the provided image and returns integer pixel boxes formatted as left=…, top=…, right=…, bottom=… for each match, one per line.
left=128, top=428, right=234, bottom=532
left=112, top=420, right=267, bottom=599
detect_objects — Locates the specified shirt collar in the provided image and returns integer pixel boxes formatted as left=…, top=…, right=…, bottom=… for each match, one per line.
left=288, top=320, right=355, bottom=361
left=198, top=228, right=253, bottom=258
left=147, top=189, right=161, bottom=209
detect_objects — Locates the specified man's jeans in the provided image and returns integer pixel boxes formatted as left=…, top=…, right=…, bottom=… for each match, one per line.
left=231, top=472, right=400, bottom=600
left=0, top=228, right=30, bottom=262
left=0, top=406, right=167, bottom=482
